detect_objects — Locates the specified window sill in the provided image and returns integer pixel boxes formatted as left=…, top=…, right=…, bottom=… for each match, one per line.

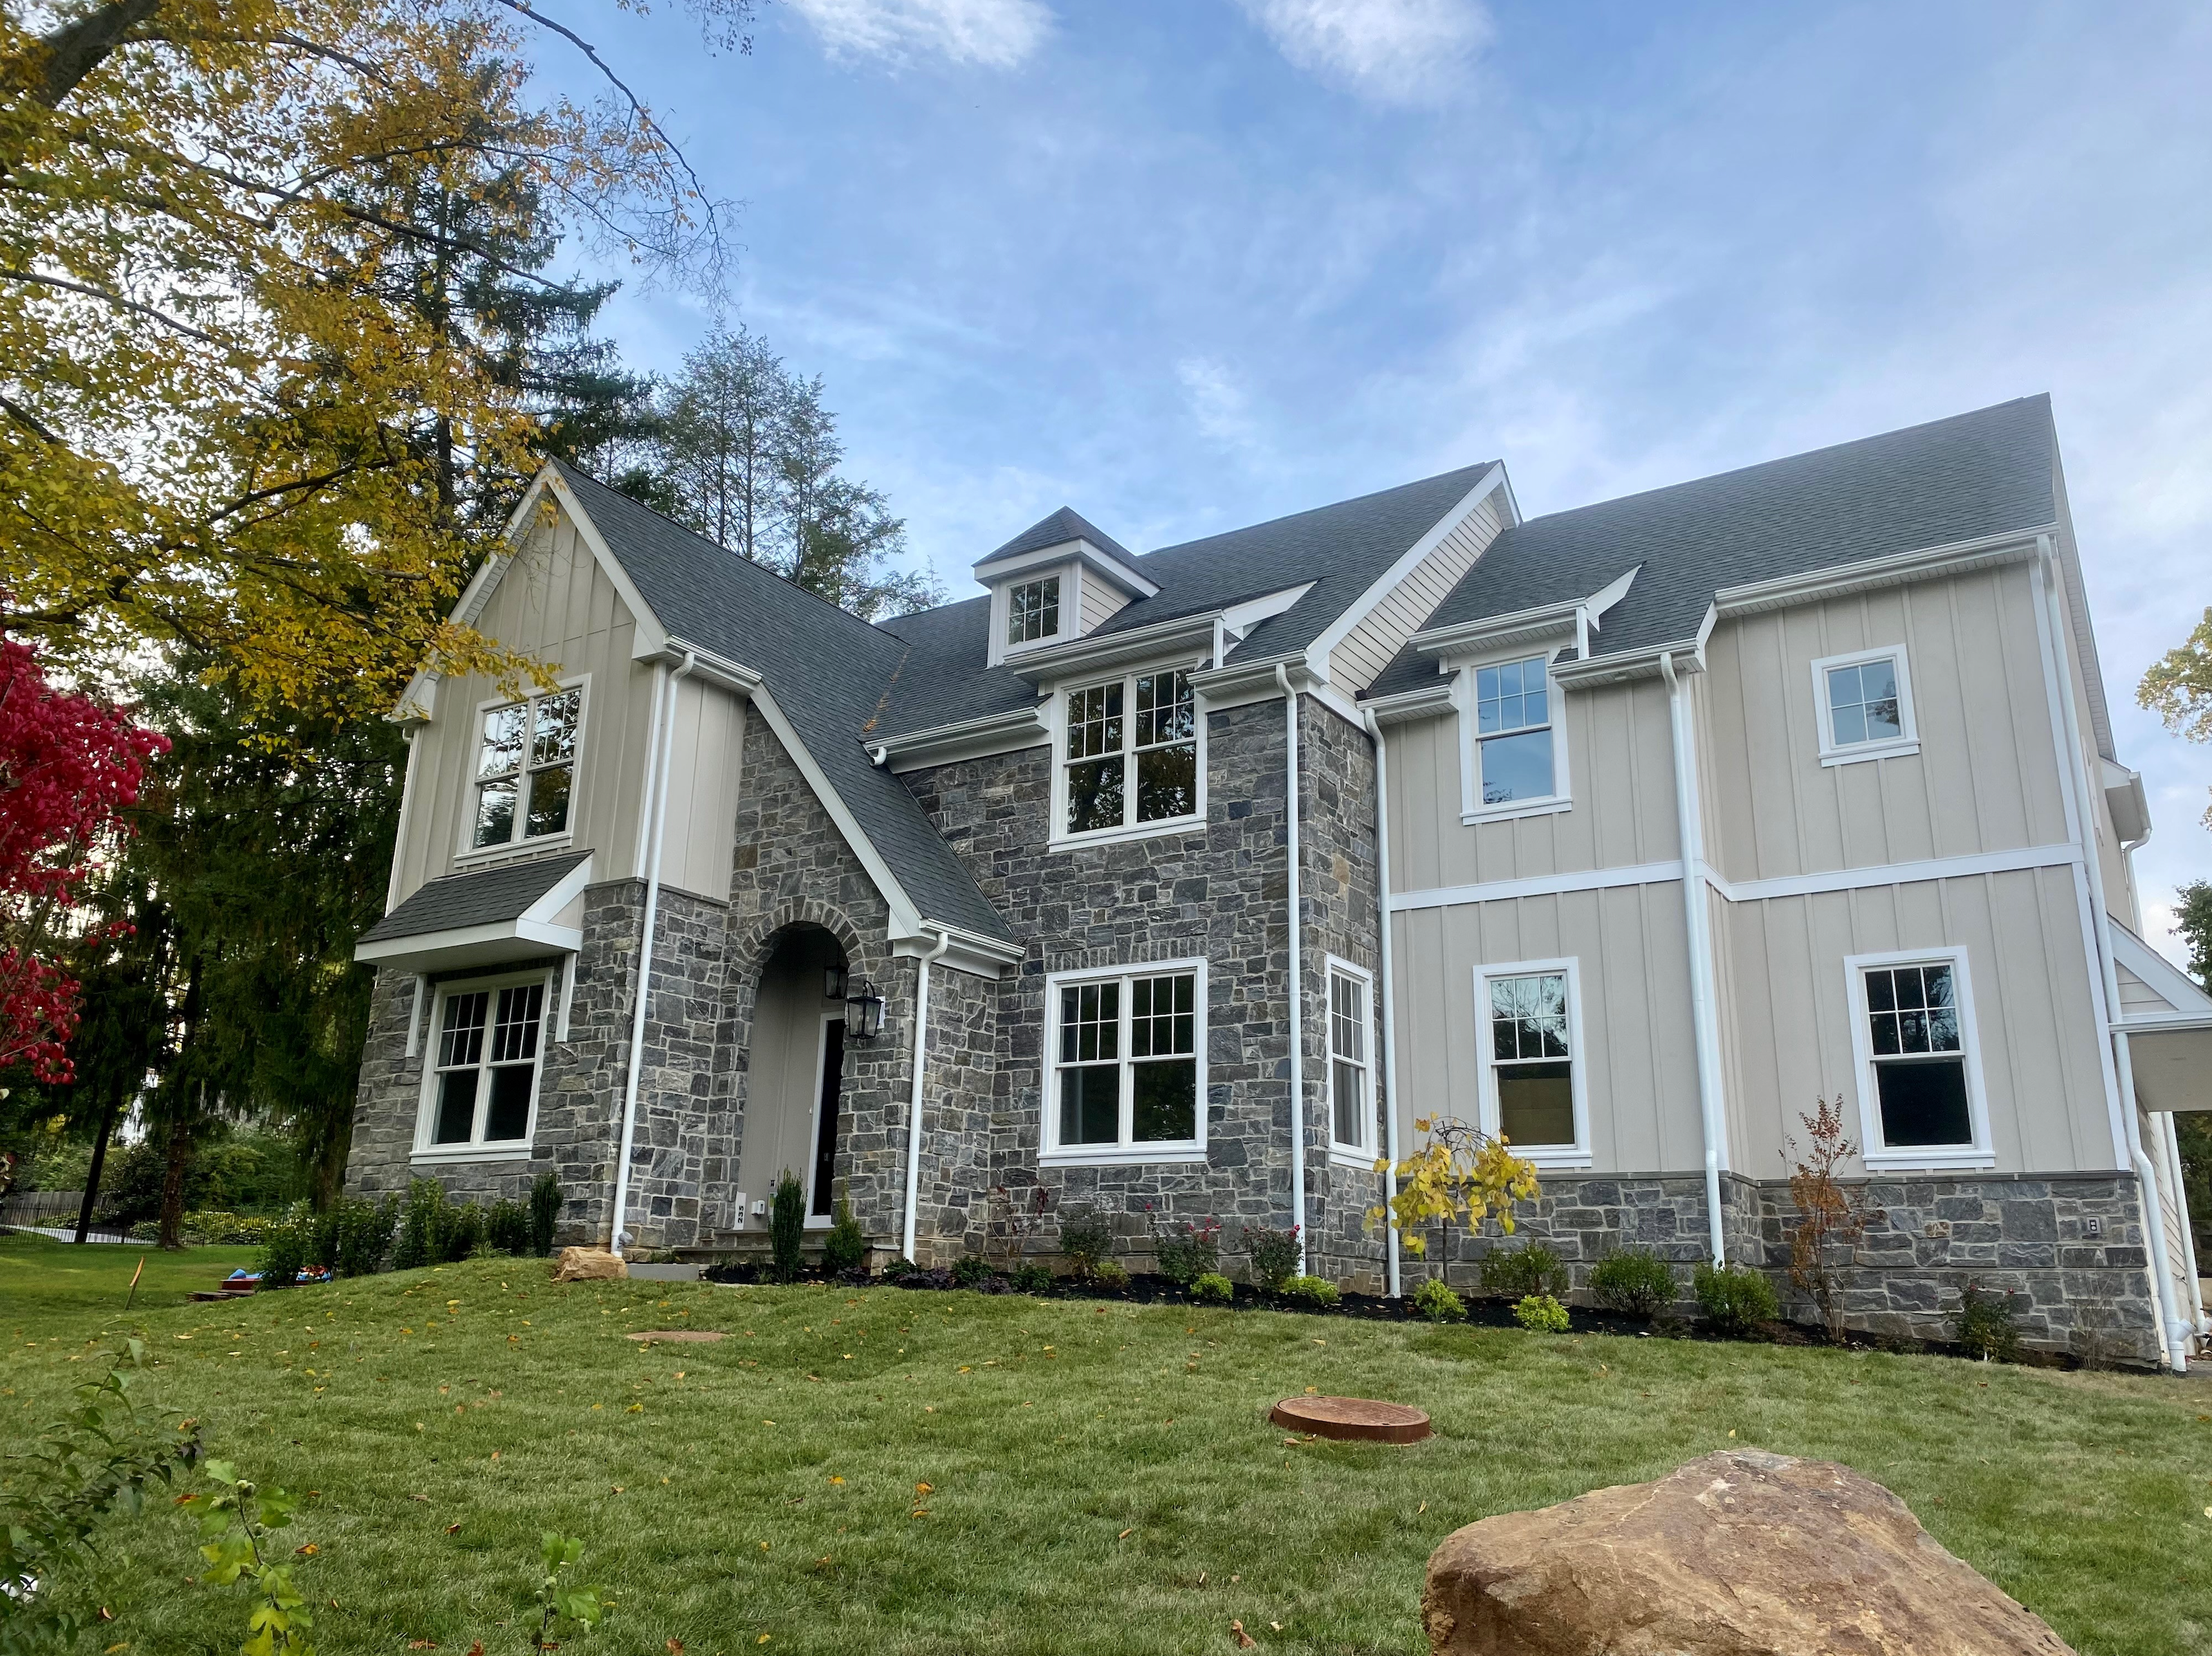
left=1327, top=1147, right=1384, bottom=1172
left=1040, top=1146, right=1207, bottom=1168
left=1462, top=797, right=1572, bottom=827
left=1049, top=817, right=1206, bottom=852
left=1863, top=1149, right=1994, bottom=1172
left=1515, top=1149, right=1594, bottom=1170
left=1819, top=740, right=1919, bottom=769
left=454, top=834, right=575, bottom=867
left=411, top=1144, right=533, bottom=1166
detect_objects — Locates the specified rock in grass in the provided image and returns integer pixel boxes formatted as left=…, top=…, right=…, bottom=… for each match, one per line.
left=553, top=1247, right=627, bottom=1282
left=1422, top=1448, right=2074, bottom=1655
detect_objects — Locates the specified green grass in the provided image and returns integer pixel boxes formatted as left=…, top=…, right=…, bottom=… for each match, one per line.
left=3, top=1232, right=2209, bottom=1655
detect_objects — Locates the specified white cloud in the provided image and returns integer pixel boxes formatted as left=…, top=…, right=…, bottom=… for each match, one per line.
left=784, top=0, right=1051, bottom=68
left=1177, top=357, right=1263, bottom=454
left=1235, top=0, right=1492, bottom=104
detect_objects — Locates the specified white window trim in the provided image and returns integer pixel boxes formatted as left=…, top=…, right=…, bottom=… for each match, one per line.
left=1040, top=956, right=1208, bottom=1166
left=1453, top=647, right=1572, bottom=825
left=988, top=560, right=1080, bottom=668
left=1811, top=644, right=1919, bottom=767
left=804, top=1010, right=842, bottom=1230
left=1325, top=954, right=1379, bottom=1166
left=1843, top=946, right=1994, bottom=1170
left=411, top=966, right=553, bottom=1164
left=454, top=673, right=591, bottom=863
left=1046, top=661, right=1208, bottom=849
left=1472, top=955, right=1592, bottom=1169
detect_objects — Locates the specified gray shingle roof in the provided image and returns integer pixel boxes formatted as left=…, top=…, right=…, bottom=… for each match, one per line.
left=977, top=506, right=1141, bottom=573
left=552, top=464, right=1015, bottom=942
left=360, top=850, right=591, bottom=943
left=1365, top=397, right=2059, bottom=702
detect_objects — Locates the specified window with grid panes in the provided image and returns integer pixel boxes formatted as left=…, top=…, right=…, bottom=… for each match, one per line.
left=1484, top=970, right=1575, bottom=1148
left=472, top=687, right=580, bottom=848
left=425, top=977, right=545, bottom=1149
left=1328, top=966, right=1373, bottom=1150
left=1861, top=961, right=1973, bottom=1148
left=1471, top=654, right=1555, bottom=805
left=1007, top=576, right=1061, bottom=645
left=1061, top=668, right=1198, bottom=836
left=1050, top=967, right=1200, bottom=1151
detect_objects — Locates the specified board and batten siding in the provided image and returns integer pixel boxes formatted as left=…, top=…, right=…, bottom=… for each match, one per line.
left=1699, top=564, right=2072, bottom=885
left=654, top=674, right=746, bottom=902
left=1327, top=486, right=1508, bottom=692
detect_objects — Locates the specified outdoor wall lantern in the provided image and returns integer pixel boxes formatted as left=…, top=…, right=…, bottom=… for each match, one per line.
left=844, top=977, right=885, bottom=1042
left=824, top=966, right=849, bottom=1001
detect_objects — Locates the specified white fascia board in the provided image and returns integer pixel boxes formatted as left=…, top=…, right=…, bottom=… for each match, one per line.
left=2110, top=923, right=2212, bottom=1016
left=874, top=704, right=1048, bottom=773
left=355, top=918, right=584, bottom=970
left=652, top=637, right=762, bottom=695
left=1414, top=600, right=1578, bottom=662
left=1306, top=464, right=1507, bottom=672
left=1585, top=563, right=1641, bottom=625
left=1190, top=651, right=1307, bottom=712
left=1361, top=681, right=1456, bottom=725
left=746, top=683, right=923, bottom=938
left=1549, top=634, right=1708, bottom=688
left=1712, top=527, right=2049, bottom=618
left=1222, top=581, right=1317, bottom=640
left=976, top=537, right=1159, bottom=599
left=521, top=853, right=598, bottom=928
left=1011, top=613, right=1216, bottom=683
left=894, top=924, right=1024, bottom=981
left=2099, top=757, right=2151, bottom=843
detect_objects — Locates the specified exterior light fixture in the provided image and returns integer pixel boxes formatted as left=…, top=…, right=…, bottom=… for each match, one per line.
left=844, top=977, right=885, bottom=1042
left=824, top=966, right=849, bottom=1001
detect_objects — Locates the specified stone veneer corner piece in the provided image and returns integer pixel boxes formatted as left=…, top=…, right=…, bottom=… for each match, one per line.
left=1421, top=1448, right=2074, bottom=1656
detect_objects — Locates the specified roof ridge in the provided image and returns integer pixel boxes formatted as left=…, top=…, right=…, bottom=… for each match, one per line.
left=1139, top=459, right=1499, bottom=562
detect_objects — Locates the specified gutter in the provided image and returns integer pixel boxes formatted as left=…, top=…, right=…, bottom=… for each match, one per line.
left=2036, top=549, right=2188, bottom=1372
left=611, top=649, right=694, bottom=1255
left=1659, top=650, right=1729, bottom=1267
left=1363, top=706, right=1402, bottom=1298
left=901, top=927, right=952, bottom=1262
left=1276, top=663, right=1309, bottom=1276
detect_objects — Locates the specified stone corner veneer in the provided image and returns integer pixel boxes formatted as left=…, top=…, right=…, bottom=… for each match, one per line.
left=1421, top=1448, right=2074, bottom=1656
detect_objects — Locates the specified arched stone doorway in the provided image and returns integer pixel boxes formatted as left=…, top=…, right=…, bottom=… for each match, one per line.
left=737, top=924, right=850, bottom=1226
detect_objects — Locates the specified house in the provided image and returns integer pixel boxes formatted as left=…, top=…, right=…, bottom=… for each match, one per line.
left=347, top=394, right=2212, bottom=1370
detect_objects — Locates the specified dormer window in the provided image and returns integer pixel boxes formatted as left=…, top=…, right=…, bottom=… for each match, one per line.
left=1008, top=576, right=1061, bottom=646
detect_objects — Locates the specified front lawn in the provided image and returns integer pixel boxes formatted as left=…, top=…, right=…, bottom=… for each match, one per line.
left=3, top=1232, right=2208, bottom=1655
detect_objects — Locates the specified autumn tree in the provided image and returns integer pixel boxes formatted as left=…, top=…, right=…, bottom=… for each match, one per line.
left=0, top=0, right=746, bottom=721
left=2141, top=606, right=2212, bottom=826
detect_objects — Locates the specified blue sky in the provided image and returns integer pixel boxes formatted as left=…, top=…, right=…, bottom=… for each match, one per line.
left=542, top=0, right=2212, bottom=960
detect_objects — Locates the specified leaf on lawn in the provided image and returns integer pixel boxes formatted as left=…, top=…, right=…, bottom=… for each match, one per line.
left=1231, top=1619, right=1257, bottom=1648
left=667, top=1641, right=685, bottom=1653
left=445, top=1522, right=461, bottom=1535
left=627, top=1403, right=644, bottom=1413
left=407, top=1643, right=437, bottom=1650
left=296, top=1543, right=319, bottom=1556
left=829, top=1476, right=845, bottom=1485
left=1118, top=1528, right=1133, bottom=1540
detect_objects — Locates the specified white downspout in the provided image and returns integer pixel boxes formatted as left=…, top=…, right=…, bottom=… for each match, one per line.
left=1275, top=664, right=1309, bottom=1276
left=611, top=651, right=693, bottom=1255
left=2039, top=561, right=2187, bottom=1371
left=901, top=928, right=952, bottom=1264
left=1363, top=706, right=1402, bottom=1298
left=1660, top=651, right=1729, bottom=1267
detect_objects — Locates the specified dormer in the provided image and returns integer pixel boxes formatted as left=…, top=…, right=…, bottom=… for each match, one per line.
left=977, top=507, right=1159, bottom=668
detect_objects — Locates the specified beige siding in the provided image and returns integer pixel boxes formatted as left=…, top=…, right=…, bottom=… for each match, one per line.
left=1717, top=865, right=2114, bottom=1176
left=1078, top=569, right=1129, bottom=636
left=1389, top=884, right=1706, bottom=1171
left=1329, top=487, right=1506, bottom=692
left=1701, top=564, right=2072, bottom=883
left=391, top=507, right=658, bottom=908
left=1384, top=675, right=1680, bottom=895
left=2117, top=963, right=2168, bottom=1018
left=658, top=676, right=747, bottom=901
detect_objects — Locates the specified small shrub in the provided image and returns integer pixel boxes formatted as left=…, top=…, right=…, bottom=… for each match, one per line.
left=1480, top=1242, right=1567, bottom=1301
left=434, top=1198, right=484, bottom=1264
left=257, top=1208, right=308, bottom=1289
left=1008, top=1261, right=1053, bottom=1294
left=768, top=1170, right=806, bottom=1281
left=1513, top=1292, right=1571, bottom=1333
left=1785, top=1096, right=1872, bottom=1343
left=1091, top=1260, right=1131, bottom=1290
left=486, top=1199, right=532, bottom=1256
left=528, top=1172, right=563, bottom=1256
left=950, top=1253, right=995, bottom=1288
left=333, top=1196, right=397, bottom=1278
left=393, top=1177, right=444, bottom=1271
left=1280, top=1274, right=1341, bottom=1309
left=822, top=1198, right=868, bottom=1274
left=879, top=1255, right=919, bottom=1280
left=1058, top=1211, right=1116, bottom=1280
left=1589, top=1249, right=1676, bottom=1318
left=1952, top=1281, right=2022, bottom=1361
left=1693, top=1260, right=1779, bottom=1338
left=1242, top=1224, right=1301, bottom=1294
left=1410, top=1276, right=1466, bottom=1323
left=1148, top=1210, right=1223, bottom=1286
left=1188, top=1271, right=1235, bottom=1305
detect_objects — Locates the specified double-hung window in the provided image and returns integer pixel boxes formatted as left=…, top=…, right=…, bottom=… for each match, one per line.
left=1007, top=576, right=1061, bottom=646
left=418, top=973, right=546, bottom=1158
left=1045, top=961, right=1206, bottom=1160
left=1812, top=646, right=1917, bottom=764
left=1459, top=652, right=1565, bottom=820
left=1327, top=959, right=1376, bottom=1156
left=1060, top=668, right=1199, bottom=838
left=472, top=686, right=582, bottom=849
left=1846, top=948, right=1989, bottom=1166
left=1475, top=958, right=1588, bottom=1164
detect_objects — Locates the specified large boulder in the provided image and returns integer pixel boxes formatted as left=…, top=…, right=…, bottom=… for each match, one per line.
left=553, top=1246, right=627, bottom=1282
left=1422, top=1448, right=2074, bottom=1655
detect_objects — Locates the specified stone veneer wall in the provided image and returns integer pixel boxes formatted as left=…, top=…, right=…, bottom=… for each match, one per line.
left=1401, top=1168, right=2157, bottom=1363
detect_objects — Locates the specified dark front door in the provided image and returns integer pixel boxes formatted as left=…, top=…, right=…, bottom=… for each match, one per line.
left=810, top=1018, right=844, bottom=1219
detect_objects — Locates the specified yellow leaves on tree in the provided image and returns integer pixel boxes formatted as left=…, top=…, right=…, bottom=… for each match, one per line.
left=0, top=1, right=733, bottom=719
left=1365, top=1114, right=1540, bottom=1257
